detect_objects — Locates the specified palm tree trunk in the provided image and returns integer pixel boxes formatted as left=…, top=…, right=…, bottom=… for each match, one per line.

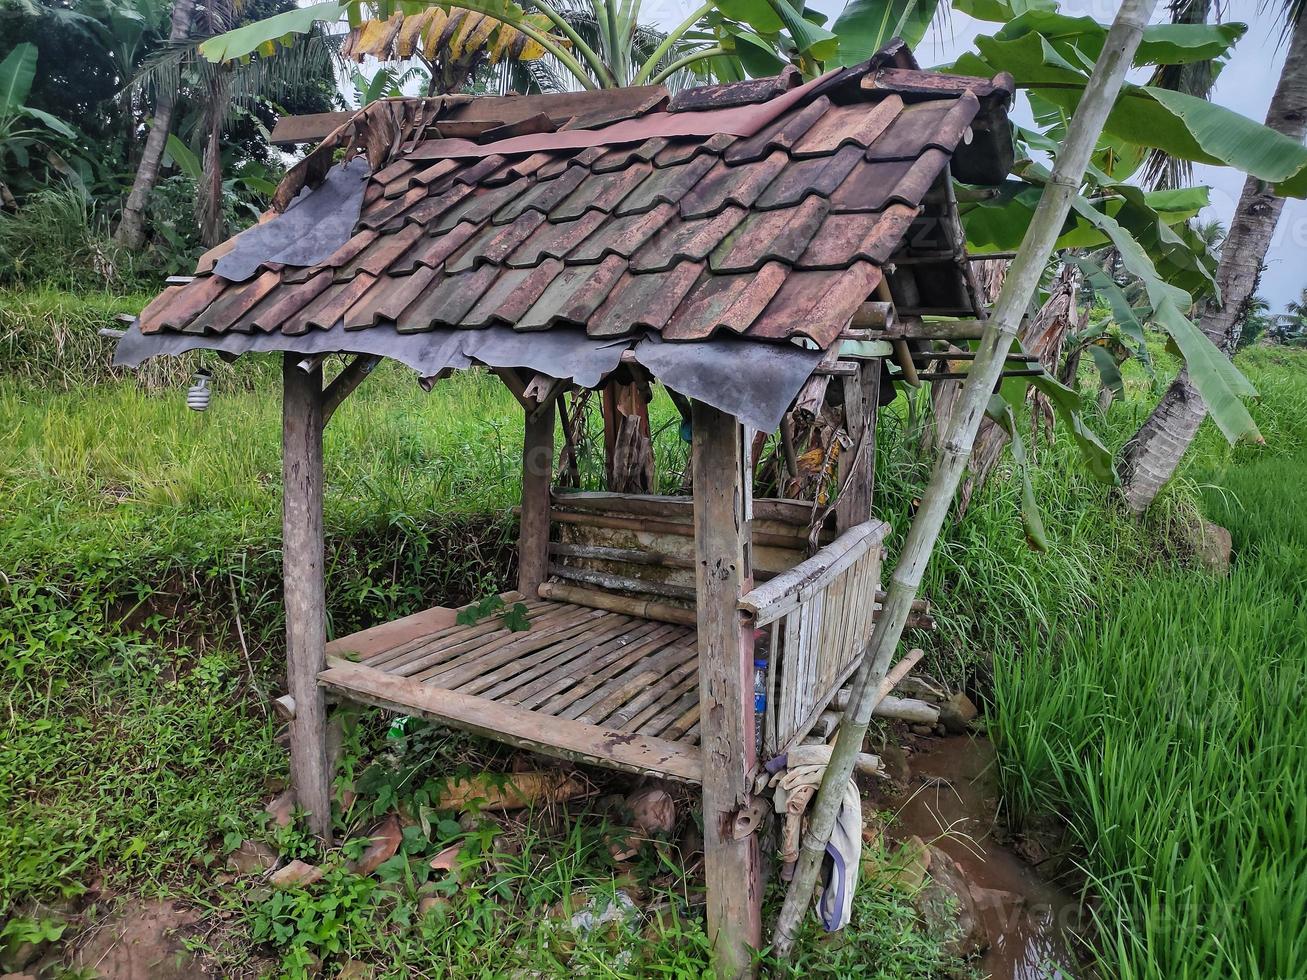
left=114, top=0, right=197, bottom=249
left=198, top=72, right=229, bottom=247
left=1118, top=15, right=1307, bottom=513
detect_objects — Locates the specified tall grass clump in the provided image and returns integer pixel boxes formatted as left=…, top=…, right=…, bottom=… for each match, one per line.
left=0, top=187, right=144, bottom=293
left=989, top=348, right=1307, bottom=978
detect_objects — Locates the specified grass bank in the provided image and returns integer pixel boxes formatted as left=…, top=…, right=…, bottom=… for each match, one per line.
left=989, top=346, right=1307, bottom=978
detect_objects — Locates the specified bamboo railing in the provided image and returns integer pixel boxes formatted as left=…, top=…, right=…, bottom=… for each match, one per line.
left=739, top=519, right=889, bottom=754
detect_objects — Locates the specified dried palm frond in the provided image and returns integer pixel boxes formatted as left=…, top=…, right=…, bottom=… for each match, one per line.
left=342, top=9, right=564, bottom=65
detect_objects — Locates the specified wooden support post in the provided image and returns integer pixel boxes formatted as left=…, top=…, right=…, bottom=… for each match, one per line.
left=518, top=397, right=555, bottom=597
left=322, top=354, right=380, bottom=424
left=602, top=379, right=654, bottom=493
left=691, top=401, right=762, bottom=979
left=836, top=360, right=880, bottom=532
left=281, top=355, right=332, bottom=841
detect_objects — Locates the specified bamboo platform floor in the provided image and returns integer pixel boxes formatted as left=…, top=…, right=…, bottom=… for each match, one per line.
left=319, top=595, right=704, bottom=782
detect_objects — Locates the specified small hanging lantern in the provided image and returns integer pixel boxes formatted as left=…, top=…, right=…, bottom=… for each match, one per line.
left=187, top=368, right=212, bottom=412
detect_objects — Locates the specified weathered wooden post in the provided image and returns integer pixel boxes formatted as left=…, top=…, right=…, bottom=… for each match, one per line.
left=282, top=355, right=332, bottom=840
left=691, top=400, right=762, bottom=978
left=835, top=361, right=880, bottom=532
left=518, top=399, right=556, bottom=596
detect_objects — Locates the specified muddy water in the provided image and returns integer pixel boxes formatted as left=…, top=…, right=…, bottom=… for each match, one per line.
left=884, top=735, right=1083, bottom=979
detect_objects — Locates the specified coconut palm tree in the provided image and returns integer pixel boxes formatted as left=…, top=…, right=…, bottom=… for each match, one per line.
left=1143, top=0, right=1218, bottom=189
left=114, top=0, right=196, bottom=248
left=1118, top=3, right=1307, bottom=513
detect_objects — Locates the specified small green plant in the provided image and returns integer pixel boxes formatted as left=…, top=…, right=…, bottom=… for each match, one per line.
left=456, top=594, right=532, bottom=632
left=247, top=866, right=376, bottom=977
left=456, top=594, right=505, bottom=625
left=1, top=915, right=67, bottom=950
left=501, top=601, right=531, bottom=632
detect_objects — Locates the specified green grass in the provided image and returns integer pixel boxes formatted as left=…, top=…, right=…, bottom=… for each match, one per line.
left=988, top=346, right=1307, bottom=978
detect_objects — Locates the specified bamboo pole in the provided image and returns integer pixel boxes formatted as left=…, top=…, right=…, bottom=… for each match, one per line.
left=770, top=0, right=1157, bottom=956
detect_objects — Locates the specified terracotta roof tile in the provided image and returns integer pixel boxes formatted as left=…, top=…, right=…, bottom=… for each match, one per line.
left=373, top=157, right=417, bottom=186
left=710, top=197, right=828, bottom=273
left=186, top=270, right=282, bottom=333
left=797, top=204, right=918, bottom=269
left=754, top=144, right=863, bottom=210
left=340, top=222, right=425, bottom=279
left=505, top=210, right=608, bottom=267
left=134, top=53, right=1002, bottom=353
left=537, top=146, right=605, bottom=180
left=446, top=210, right=547, bottom=272
left=791, top=96, right=903, bottom=157
left=678, top=151, right=788, bottom=218
left=613, top=155, right=716, bottom=216
left=463, top=259, right=565, bottom=326
left=653, top=133, right=736, bottom=168
left=281, top=229, right=378, bottom=283
left=550, top=163, right=653, bottom=220
left=662, top=262, right=787, bottom=340
left=494, top=164, right=588, bottom=223
left=593, top=137, right=670, bottom=173
left=628, top=206, right=747, bottom=272
left=408, top=157, right=462, bottom=188
left=382, top=164, right=420, bottom=199
left=864, top=94, right=977, bottom=161
left=241, top=270, right=335, bottom=333
left=148, top=275, right=229, bottom=332
left=391, top=221, right=479, bottom=274
left=445, top=180, right=535, bottom=230
left=396, top=264, right=499, bottom=330
left=588, top=262, right=703, bottom=337
left=568, top=203, right=675, bottom=264
left=450, top=154, right=509, bottom=185
left=828, top=148, right=950, bottom=212
left=517, top=255, right=627, bottom=330
left=284, top=274, right=378, bottom=334
left=749, top=263, right=882, bottom=346
left=723, top=95, right=830, bottom=164
left=668, top=70, right=799, bottom=112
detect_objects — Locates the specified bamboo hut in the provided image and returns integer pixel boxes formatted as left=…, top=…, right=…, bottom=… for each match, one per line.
left=115, top=39, right=1016, bottom=976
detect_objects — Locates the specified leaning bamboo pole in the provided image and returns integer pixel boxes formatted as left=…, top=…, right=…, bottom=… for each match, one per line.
left=770, top=0, right=1158, bottom=956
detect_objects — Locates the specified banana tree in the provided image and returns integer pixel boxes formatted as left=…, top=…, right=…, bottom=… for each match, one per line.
left=0, top=43, right=79, bottom=207
left=339, top=7, right=568, bottom=94
left=196, top=0, right=938, bottom=89
left=947, top=0, right=1307, bottom=453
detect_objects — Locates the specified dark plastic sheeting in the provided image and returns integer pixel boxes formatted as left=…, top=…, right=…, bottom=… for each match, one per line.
left=214, top=159, right=371, bottom=283
left=113, top=321, right=820, bottom=432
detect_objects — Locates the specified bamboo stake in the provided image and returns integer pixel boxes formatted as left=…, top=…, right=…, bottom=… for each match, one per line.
left=770, top=0, right=1157, bottom=956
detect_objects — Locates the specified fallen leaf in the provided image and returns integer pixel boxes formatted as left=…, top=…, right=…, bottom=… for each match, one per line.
left=434, top=771, right=593, bottom=812
left=270, top=859, right=324, bottom=887
left=348, top=814, right=403, bottom=876
left=429, top=844, right=462, bottom=872
left=264, top=789, right=295, bottom=828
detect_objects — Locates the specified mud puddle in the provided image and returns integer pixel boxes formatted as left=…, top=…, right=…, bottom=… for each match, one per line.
left=884, top=735, right=1084, bottom=979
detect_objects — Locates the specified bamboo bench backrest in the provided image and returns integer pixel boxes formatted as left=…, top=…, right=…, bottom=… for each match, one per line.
left=546, top=491, right=825, bottom=608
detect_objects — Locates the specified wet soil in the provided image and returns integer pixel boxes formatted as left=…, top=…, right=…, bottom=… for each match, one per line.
left=882, top=735, right=1085, bottom=979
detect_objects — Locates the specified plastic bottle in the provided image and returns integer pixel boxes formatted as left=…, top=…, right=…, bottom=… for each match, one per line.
left=753, top=658, right=768, bottom=758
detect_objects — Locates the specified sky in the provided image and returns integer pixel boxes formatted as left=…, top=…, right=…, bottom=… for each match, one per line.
left=635, top=0, right=1306, bottom=314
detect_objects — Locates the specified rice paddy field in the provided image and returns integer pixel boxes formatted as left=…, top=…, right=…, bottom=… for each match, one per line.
left=1, top=289, right=1304, bottom=977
